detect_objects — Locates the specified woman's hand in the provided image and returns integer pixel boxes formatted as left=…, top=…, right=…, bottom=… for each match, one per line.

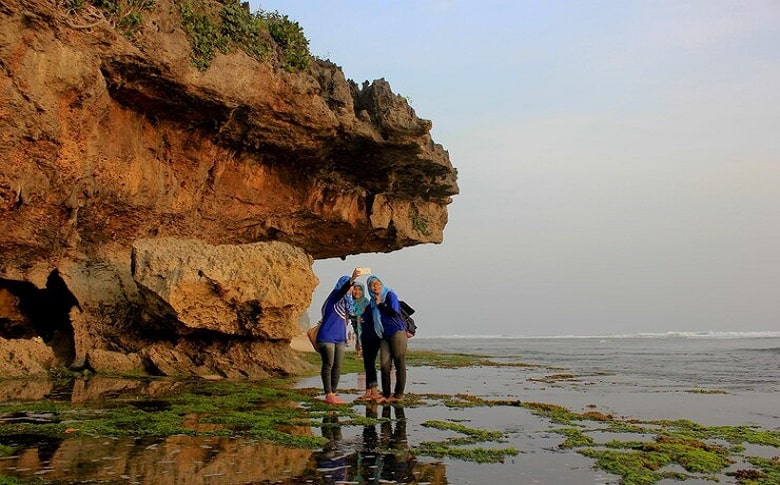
left=350, top=268, right=360, bottom=281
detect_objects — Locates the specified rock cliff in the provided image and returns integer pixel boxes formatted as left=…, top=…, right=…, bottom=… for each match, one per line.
left=0, top=0, right=458, bottom=377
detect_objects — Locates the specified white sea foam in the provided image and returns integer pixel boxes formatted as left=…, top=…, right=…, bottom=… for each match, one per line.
left=415, top=331, right=780, bottom=340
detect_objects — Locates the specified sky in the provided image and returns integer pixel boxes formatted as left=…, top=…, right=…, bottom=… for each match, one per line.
left=253, top=1, right=780, bottom=337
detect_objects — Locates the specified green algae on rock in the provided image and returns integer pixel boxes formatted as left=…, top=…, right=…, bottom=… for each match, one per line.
left=416, top=419, right=518, bottom=463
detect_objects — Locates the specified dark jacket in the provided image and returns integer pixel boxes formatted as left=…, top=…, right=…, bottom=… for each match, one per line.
left=360, top=290, right=406, bottom=340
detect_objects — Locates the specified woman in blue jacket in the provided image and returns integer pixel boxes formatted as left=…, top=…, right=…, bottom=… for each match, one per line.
left=317, top=268, right=359, bottom=404
left=362, top=275, right=408, bottom=402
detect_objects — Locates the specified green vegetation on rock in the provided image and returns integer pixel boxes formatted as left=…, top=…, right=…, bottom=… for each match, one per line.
left=64, top=0, right=157, bottom=39
left=61, top=0, right=310, bottom=71
left=416, top=419, right=518, bottom=463
left=1, top=351, right=778, bottom=483
left=179, top=0, right=310, bottom=71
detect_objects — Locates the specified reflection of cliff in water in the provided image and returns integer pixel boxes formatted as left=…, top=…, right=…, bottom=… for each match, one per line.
left=0, top=434, right=313, bottom=483
left=0, top=378, right=446, bottom=484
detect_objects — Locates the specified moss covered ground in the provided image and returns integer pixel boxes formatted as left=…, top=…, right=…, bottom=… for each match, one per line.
left=0, top=349, right=777, bottom=484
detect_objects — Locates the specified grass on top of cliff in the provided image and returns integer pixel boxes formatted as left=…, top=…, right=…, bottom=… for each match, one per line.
left=60, top=0, right=310, bottom=71
left=179, top=0, right=310, bottom=71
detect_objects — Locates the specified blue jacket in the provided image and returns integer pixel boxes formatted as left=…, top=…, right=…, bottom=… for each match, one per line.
left=360, top=290, right=406, bottom=340
left=317, top=276, right=351, bottom=343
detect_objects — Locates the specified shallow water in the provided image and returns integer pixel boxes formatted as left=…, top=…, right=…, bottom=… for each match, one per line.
left=1, top=336, right=778, bottom=484
left=408, top=335, right=780, bottom=427
left=0, top=376, right=448, bottom=484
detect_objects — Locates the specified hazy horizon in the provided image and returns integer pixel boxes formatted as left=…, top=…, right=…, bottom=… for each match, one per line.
left=255, top=1, right=780, bottom=337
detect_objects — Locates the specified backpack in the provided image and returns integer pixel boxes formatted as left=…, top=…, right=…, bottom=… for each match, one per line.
left=399, top=300, right=417, bottom=337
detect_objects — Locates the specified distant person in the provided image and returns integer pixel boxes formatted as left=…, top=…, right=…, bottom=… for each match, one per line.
left=363, top=275, right=408, bottom=402
left=316, top=268, right=360, bottom=404
left=349, top=283, right=370, bottom=357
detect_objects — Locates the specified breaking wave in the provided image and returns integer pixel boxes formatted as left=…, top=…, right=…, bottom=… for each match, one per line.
left=416, top=331, right=780, bottom=340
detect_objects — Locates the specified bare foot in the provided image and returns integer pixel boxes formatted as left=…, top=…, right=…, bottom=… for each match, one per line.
left=325, top=393, right=347, bottom=405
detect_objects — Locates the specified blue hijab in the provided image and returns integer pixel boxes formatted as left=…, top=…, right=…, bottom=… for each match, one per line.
left=350, top=283, right=370, bottom=317
left=366, top=275, right=390, bottom=338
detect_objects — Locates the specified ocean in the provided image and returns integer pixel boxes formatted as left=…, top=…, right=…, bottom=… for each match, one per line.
left=410, top=332, right=780, bottom=393
left=406, top=333, right=780, bottom=427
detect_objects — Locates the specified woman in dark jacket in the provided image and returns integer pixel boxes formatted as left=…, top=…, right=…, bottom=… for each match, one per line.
left=361, top=275, right=408, bottom=402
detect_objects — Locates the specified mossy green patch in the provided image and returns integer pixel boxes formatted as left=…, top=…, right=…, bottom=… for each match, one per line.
left=298, top=349, right=539, bottom=376
left=415, top=441, right=519, bottom=463
left=406, top=350, right=538, bottom=369
left=529, top=373, right=578, bottom=384
left=650, top=419, right=780, bottom=447
left=0, top=475, right=27, bottom=485
left=553, top=427, right=595, bottom=448
left=421, top=420, right=504, bottom=443
left=580, top=448, right=668, bottom=485
left=500, top=401, right=770, bottom=484
left=520, top=401, right=580, bottom=424
left=0, top=378, right=328, bottom=449
left=731, top=456, right=780, bottom=484
left=415, top=419, right=518, bottom=463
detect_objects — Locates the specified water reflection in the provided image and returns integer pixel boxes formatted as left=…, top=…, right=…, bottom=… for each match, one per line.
left=0, top=434, right=313, bottom=483
left=316, top=412, right=349, bottom=483
left=0, top=378, right=446, bottom=484
left=310, top=404, right=446, bottom=485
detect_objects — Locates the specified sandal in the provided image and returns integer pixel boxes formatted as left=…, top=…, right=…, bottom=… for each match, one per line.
left=354, top=389, right=374, bottom=402
left=369, top=388, right=386, bottom=403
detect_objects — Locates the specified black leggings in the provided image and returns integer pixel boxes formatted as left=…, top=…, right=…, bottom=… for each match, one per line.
left=380, top=330, right=408, bottom=398
left=360, top=336, right=381, bottom=389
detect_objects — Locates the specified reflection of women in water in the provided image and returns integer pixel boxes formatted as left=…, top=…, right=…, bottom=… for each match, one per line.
left=316, top=412, right=348, bottom=483
left=355, top=404, right=414, bottom=483
left=316, top=269, right=359, bottom=404
left=362, top=275, right=408, bottom=402
left=349, top=283, right=369, bottom=357
left=382, top=405, right=415, bottom=481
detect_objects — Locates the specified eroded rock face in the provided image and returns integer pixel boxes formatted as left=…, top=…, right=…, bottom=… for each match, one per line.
left=0, top=0, right=458, bottom=377
left=132, top=239, right=316, bottom=339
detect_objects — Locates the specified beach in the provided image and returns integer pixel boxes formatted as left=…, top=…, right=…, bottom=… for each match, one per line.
left=0, top=335, right=777, bottom=484
left=295, top=334, right=780, bottom=484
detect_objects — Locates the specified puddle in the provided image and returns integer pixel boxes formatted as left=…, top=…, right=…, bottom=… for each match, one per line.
left=0, top=377, right=447, bottom=483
